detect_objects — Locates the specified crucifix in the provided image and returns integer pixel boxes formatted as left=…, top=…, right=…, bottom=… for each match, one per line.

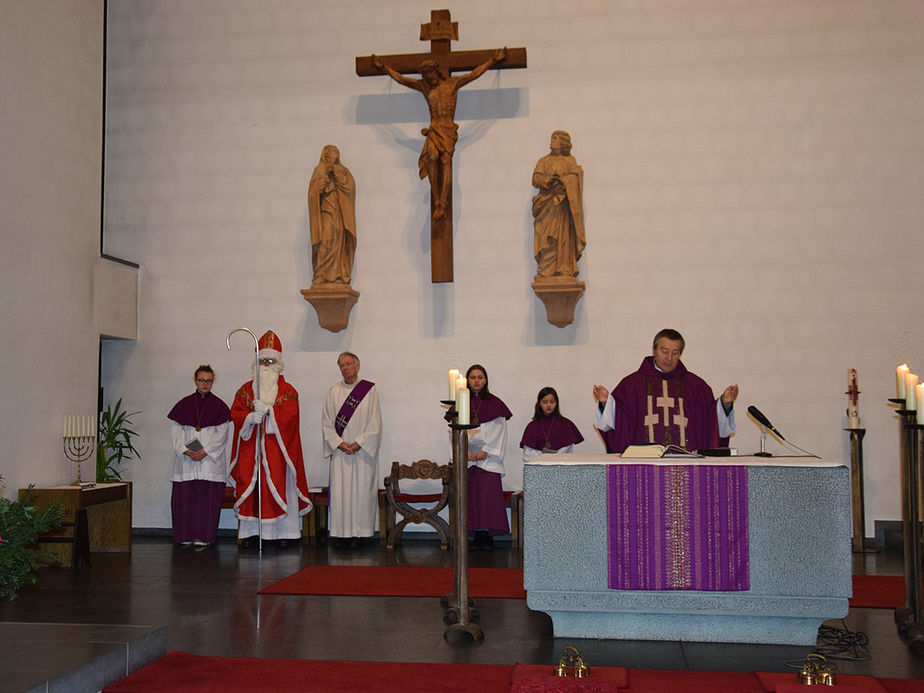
left=356, top=9, right=527, bottom=283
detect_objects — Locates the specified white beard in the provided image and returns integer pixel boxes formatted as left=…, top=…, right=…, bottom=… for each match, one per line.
left=256, top=366, right=279, bottom=405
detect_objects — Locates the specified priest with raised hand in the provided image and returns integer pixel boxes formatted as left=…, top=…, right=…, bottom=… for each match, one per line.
left=322, top=351, right=382, bottom=549
left=593, top=328, right=738, bottom=454
left=229, top=330, right=311, bottom=548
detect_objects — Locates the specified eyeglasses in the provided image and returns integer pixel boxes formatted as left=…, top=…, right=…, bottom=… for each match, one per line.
left=260, top=359, right=277, bottom=365
left=196, top=378, right=214, bottom=384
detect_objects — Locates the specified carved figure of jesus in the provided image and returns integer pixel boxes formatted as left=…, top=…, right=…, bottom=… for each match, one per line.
left=372, top=48, right=506, bottom=220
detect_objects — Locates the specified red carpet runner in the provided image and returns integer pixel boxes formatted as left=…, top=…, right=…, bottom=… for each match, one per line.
left=259, top=566, right=905, bottom=608
left=850, top=574, right=918, bottom=609
left=104, top=652, right=924, bottom=693
left=259, top=565, right=527, bottom=599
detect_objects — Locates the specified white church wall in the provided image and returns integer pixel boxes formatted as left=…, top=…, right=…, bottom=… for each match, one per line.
left=103, top=0, right=924, bottom=535
left=0, top=0, right=103, bottom=494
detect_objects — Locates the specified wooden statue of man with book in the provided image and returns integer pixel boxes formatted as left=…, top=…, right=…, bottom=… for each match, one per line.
left=592, top=328, right=738, bottom=454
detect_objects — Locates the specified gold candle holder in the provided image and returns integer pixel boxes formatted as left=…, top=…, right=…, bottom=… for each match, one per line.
left=63, top=414, right=96, bottom=486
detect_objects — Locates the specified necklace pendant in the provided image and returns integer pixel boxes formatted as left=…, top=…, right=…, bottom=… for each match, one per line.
left=543, top=443, right=553, bottom=451
left=195, top=426, right=201, bottom=432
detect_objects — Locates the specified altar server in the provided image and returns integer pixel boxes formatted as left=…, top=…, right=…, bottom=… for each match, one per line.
left=168, top=364, right=232, bottom=547
left=520, top=386, right=584, bottom=463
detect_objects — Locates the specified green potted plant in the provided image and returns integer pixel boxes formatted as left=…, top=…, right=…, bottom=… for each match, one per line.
left=96, top=398, right=142, bottom=482
left=0, top=481, right=62, bottom=599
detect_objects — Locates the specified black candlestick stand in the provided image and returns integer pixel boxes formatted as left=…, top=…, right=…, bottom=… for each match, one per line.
left=443, top=412, right=484, bottom=643
left=890, top=399, right=924, bottom=652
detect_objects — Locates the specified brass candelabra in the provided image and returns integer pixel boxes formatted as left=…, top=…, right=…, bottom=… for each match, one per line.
left=63, top=414, right=96, bottom=486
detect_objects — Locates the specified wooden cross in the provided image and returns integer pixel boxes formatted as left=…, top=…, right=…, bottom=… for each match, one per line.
left=356, top=9, right=527, bottom=283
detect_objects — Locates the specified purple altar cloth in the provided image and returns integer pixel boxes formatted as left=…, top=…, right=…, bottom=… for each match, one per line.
left=606, top=464, right=750, bottom=591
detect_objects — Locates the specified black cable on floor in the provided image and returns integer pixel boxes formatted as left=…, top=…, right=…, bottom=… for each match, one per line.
left=813, top=621, right=871, bottom=662
left=784, top=620, right=871, bottom=672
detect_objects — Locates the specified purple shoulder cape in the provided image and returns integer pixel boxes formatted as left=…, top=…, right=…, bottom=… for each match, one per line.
left=167, top=391, right=231, bottom=428
left=520, top=415, right=584, bottom=450
left=471, top=391, right=512, bottom=424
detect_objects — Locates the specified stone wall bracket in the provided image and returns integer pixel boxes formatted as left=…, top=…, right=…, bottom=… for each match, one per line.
left=300, top=284, right=359, bottom=333
left=532, top=277, right=585, bottom=328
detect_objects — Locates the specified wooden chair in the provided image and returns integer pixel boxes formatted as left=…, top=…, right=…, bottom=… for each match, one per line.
left=383, top=459, right=451, bottom=549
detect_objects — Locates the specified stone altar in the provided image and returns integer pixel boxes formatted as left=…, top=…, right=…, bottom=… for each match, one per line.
left=523, top=454, right=851, bottom=645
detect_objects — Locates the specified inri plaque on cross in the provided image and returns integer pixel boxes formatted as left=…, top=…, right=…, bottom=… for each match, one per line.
left=356, top=9, right=527, bottom=283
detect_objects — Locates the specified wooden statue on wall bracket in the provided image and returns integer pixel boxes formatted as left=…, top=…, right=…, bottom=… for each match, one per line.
left=531, top=130, right=586, bottom=328
left=301, top=144, right=360, bottom=332
left=356, top=9, right=527, bottom=283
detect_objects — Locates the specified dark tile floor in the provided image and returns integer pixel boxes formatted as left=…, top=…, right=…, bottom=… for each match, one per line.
left=1, top=534, right=923, bottom=689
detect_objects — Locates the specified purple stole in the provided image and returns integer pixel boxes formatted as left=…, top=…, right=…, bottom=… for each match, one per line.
left=607, top=464, right=750, bottom=591
left=335, top=379, right=374, bottom=436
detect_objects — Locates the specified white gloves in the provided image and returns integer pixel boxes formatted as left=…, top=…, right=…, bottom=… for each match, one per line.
left=241, top=402, right=272, bottom=440
left=252, top=400, right=269, bottom=422
left=244, top=411, right=262, bottom=427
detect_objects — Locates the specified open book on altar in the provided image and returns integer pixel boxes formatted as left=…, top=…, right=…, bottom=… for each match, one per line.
left=621, top=444, right=702, bottom=458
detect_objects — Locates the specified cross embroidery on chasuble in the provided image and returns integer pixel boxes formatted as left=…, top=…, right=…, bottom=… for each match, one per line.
left=644, top=378, right=689, bottom=448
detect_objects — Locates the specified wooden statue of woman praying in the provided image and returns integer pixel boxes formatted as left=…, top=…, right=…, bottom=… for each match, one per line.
left=308, top=145, right=357, bottom=286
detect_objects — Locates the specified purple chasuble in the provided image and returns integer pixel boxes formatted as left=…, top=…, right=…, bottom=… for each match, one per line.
left=167, top=391, right=231, bottom=430
left=519, top=415, right=584, bottom=451
left=604, top=356, right=719, bottom=454
left=607, top=464, right=750, bottom=591
left=334, top=379, right=374, bottom=436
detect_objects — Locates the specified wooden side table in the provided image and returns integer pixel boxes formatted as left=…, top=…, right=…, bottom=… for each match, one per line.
left=20, top=483, right=132, bottom=569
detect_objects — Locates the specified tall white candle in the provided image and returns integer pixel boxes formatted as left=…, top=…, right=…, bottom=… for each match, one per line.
left=448, top=369, right=460, bottom=401
left=847, top=369, right=860, bottom=428
left=65, top=415, right=70, bottom=437
left=906, top=373, right=919, bottom=410
left=898, top=364, right=910, bottom=398
left=455, top=387, right=470, bottom=425
left=917, top=385, right=924, bottom=424
left=456, top=375, right=466, bottom=392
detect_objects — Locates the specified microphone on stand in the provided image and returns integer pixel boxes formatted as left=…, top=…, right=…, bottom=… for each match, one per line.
left=747, top=405, right=786, bottom=441
left=748, top=405, right=785, bottom=457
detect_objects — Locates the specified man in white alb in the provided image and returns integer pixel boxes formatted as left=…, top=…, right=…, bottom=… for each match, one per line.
left=322, top=351, right=382, bottom=548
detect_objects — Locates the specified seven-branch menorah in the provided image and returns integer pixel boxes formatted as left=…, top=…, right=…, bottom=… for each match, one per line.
left=63, top=414, right=96, bottom=486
